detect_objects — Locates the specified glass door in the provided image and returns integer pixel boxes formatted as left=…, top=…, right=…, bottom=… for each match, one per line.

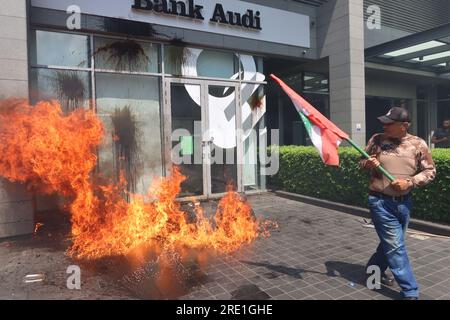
left=169, top=81, right=206, bottom=198
left=206, top=84, right=241, bottom=195
left=166, top=79, right=242, bottom=198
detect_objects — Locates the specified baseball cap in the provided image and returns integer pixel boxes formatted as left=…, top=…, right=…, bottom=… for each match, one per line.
left=378, top=107, right=410, bottom=124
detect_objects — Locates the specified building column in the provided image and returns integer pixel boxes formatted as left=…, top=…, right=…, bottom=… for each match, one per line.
left=318, top=0, right=366, bottom=146
left=0, top=0, right=34, bottom=238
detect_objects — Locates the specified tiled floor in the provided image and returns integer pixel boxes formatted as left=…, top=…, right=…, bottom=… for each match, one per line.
left=1, top=194, right=449, bottom=300
left=179, top=194, right=450, bottom=300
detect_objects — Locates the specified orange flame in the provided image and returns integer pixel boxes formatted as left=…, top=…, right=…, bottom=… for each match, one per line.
left=0, top=99, right=276, bottom=261
left=0, top=99, right=102, bottom=197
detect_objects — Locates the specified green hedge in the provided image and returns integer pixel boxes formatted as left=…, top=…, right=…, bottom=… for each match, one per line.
left=270, top=146, right=450, bottom=224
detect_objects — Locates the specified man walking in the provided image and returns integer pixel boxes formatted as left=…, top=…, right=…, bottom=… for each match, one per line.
left=360, top=107, right=436, bottom=300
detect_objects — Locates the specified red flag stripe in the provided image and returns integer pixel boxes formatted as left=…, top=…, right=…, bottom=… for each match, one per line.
left=271, top=74, right=348, bottom=166
left=270, top=74, right=349, bottom=140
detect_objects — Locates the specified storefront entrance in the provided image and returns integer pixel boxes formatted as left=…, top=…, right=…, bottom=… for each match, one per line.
left=165, top=79, right=243, bottom=199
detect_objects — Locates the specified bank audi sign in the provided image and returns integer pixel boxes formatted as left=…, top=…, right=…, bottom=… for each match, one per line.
left=31, top=0, right=310, bottom=48
left=132, top=0, right=262, bottom=31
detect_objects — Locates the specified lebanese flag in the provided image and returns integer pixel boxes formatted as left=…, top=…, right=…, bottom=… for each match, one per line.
left=271, top=74, right=349, bottom=166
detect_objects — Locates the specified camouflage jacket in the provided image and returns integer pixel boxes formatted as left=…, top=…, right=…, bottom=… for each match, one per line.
left=359, top=134, right=436, bottom=196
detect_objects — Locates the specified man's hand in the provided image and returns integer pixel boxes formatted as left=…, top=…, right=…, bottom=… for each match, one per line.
left=433, top=136, right=449, bottom=144
left=391, top=179, right=413, bottom=192
left=365, top=156, right=380, bottom=170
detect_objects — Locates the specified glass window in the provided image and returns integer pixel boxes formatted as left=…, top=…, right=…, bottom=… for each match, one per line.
left=437, top=84, right=450, bottom=100
left=393, top=98, right=411, bottom=111
left=94, top=37, right=159, bottom=73
left=304, top=73, right=329, bottom=93
left=242, top=85, right=266, bottom=191
left=31, top=30, right=90, bottom=68
left=30, top=68, right=91, bottom=113
left=417, top=86, right=431, bottom=142
left=164, top=46, right=239, bottom=79
left=437, top=84, right=450, bottom=141
left=208, top=84, right=238, bottom=194
left=365, top=97, right=392, bottom=143
left=417, top=86, right=429, bottom=101
left=255, top=56, right=264, bottom=74
left=164, top=45, right=188, bottom=76
left=417, top=100, right=429, bottom=141
left=171, top=83, right=203, bottom=197
left=437, top=101, right=450, bottom=128
left=96, top=73, right=163, bottom=195
left=284, top=73, right=303, bottom=92
left=240, top=54, right=263, bottom=82
left=197, top=50, right=239, bottom=79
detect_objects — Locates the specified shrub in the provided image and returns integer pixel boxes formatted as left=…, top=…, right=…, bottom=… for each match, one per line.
left=270, top=146, right=450, bottom=223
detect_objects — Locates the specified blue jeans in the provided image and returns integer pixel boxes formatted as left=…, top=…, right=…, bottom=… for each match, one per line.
left=366, top=194, right=419, bottom=298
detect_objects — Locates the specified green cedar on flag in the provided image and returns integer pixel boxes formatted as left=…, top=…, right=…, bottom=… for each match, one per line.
left=271, top=74, right=350, bottom=166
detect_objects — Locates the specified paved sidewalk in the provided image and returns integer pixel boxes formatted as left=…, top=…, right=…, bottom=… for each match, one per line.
left=180, top=194, right=450, bottom=300
left=1, top=194, right=449, bottom=300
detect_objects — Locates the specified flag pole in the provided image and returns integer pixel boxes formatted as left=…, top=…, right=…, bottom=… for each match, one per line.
left=346, top=138, right=396, bottom=182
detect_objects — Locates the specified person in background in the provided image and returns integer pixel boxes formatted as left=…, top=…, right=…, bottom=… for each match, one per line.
left=432, top=119, right=450, bottom=148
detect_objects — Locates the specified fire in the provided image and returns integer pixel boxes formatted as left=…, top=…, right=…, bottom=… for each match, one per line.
left=0, top=99, right=102, bottom=197
left=69, top=168, right=270, bottom=260
left=34, top=223, right=44, bottom=235
left=0, top=99, right=276, bottom=261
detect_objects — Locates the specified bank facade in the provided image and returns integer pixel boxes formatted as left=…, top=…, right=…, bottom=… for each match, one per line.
left=1, top=0, right=449, bottom=238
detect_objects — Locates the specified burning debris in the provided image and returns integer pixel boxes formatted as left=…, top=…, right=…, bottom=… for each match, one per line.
left=34, top=223, right=44, bottom=236
left=68, top=167, right=271, bottom=260
left=0, top=99, right=277, bottom=267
